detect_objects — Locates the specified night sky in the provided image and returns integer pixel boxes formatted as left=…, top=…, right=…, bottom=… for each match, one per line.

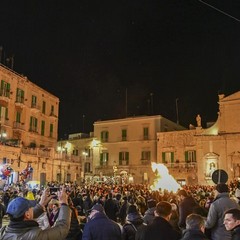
left=1, top=1, right=240, bottom=139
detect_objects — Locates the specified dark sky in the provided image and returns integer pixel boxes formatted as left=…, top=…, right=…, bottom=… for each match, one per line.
left=1, top=1, right=240, bottom=139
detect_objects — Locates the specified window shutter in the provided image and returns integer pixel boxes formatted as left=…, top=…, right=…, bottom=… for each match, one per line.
left=185, top=151, right=188, bottom=162
left=126, top=152, right=129, bottom=165
left=5, top=108, right=8, bottom=119
left=100, top=153, right=103, bottom=165
left=162, top=152, right=166, bottom=163
left=119, top=152, right=122, bottom=165
left=171, top=152, right=174, bottom=163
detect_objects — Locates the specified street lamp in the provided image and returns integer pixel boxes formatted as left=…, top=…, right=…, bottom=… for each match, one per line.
left=57, top=143, right=63, bottom=183
left=82, top=151, right=88, bottom=183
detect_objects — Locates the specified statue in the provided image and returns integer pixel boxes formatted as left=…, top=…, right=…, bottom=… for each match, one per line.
left=196, top=114, right=201, bottom=127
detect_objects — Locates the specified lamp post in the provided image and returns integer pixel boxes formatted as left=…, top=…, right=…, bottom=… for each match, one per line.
left=82, top=151, right=88, bottom=183
left=57, top=143, right=63, bottom=183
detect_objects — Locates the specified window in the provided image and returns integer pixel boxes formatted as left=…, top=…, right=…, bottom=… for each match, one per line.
left=31, top=95, right=37, bottom=107
left=143, top=127, right=149, bottom=140
left=141, top=151, right=151, bottom=160
left=16, top=111, right=21, bottom=123
left=100, top=152, right=109, bottom=166
left=41, top=120, right=45, bottom=136
left=42, top=101, right=46, bottom=114
left=50, top=123, right=53, bottom=137
left=0, top=106, right=9, bottom=120
left=119, top=151, right=129, bottom=165
left=162, top=152, right=174, bottom=164
left=16, top=88, right=24, bottom=103
left=101, top=131, right=109, bottom=142
left=84, top=162, right=91, bottom=173
left=185, top=150, right=196, bottom=163
left=73, top=149, right=79, bottom=156
left=30, top=116, right=38, bottom=132
left=122, top=129, right=127, bottom=141
left=0, top=80, right=10, bottom=97
left=50, top=105, right=54, bottom=115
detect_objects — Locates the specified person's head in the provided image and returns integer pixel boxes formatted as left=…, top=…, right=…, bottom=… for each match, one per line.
left=224, top=208, right=240, bottom=231
left=215, top=183, right=229, bottom=196
left=186, top=214, right=206, bottom=233
left=154, top=201, right=172, bottom=221
left=147, top=199, right=156, bottom=209
left=127, top=204, right=139, bottom=215
left=177, top=189, right=188, bottom=201
left=6, top=197, right=36, bottom=221
left=88, top=203, right=105, bottom=220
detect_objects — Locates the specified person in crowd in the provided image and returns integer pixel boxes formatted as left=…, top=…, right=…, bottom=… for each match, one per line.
left=123, top=204, right=144, bottom=240
left=82, top=203, right=122, bottom=240
left=143, top=199, right=156, bottom=225
left=0, top=198, right=5, bottom=228
left=136, top=201, right=181, bottom=240
left=65, top=197, right=82, bottom=240
left=118, top=196, right=130, bottom=225
left=224, top=208, right=240, bottom=240
left=169, top=203, right=181, bottom=233
left=3, top=191, right=10, bottom=210
left=177, top=189, right=199, bottom=230
left=180, top=213, right=209, bottom=240
left=205, top=183, right=240, bottom=240
left=36, top=205, right=50, bottom=230
left=104, top=192, right=119, bottom=221
left=48, top=199, right=60, bottom=227
left=0, top=188, right=71, bottom=240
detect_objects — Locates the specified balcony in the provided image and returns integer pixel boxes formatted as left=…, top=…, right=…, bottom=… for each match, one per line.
left=49, top=111, right=58, bottom=119
left=29, top=127, right=38, bottom=134
left=0, top=89, right=10, bottom=105
left=163, top=162, right=198, bottom=172
left=13, top=122, right=26, bottom=131
left=141, top=159, right=151, bottom=165
left=30, top=103, right=40, bottom=112
left=15, top=97, right=26, bottom=108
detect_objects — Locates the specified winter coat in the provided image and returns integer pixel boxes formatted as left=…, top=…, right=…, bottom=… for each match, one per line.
left=0, top=204, right=71, bottom=240
left=143, top=207, right=155, bottom=225
left=118, top=201, right=129, bottom=224
left=123, top=212, right=144, bottom=240
left=178, top=196, right=199, bottom=229
left=82, top=212, right=122, bottom=240
left=136, top=216, right=181, bottom=240
left=180, top=229, right=209, bottom=240
left=205, top=192, right=240, bottom=240
left=231, top=225, right=240, bottom=240
left=104, top=198, right=119, bottom=221
left=65, top=207, right=82, bottom=240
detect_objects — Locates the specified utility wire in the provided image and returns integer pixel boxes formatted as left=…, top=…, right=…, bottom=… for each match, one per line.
left=198, top=0, right=240, bottom=23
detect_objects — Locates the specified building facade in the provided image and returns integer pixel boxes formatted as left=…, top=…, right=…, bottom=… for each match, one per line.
left=157, top=92, right=240, bottom=185
left=0, top=63, right=60, bottom=185
left=93, top=115, right=186, bottom=184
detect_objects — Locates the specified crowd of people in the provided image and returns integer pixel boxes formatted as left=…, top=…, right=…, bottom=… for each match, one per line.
left=0, top=180, right=240, bottom=239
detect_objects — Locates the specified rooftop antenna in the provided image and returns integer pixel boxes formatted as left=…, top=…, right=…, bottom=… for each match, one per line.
left=176, top=98, right=179, bottom=124
left=0, top=46, right=3, bottom=63
left=125, top=88, right=128, bottom=118
left=150, top=93, right=154, bottom=115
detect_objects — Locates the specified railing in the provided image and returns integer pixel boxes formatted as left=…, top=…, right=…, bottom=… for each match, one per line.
left=13, top=122, right=25, bottom=130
